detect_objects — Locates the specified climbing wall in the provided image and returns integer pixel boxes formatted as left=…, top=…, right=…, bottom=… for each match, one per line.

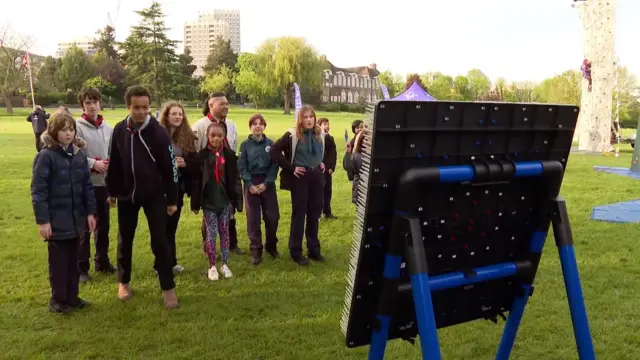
left=574, top=0, right=617, bottom=152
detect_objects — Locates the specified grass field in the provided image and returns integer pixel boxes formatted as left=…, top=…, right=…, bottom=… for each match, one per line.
left=1, top=106, right=639, bottom=359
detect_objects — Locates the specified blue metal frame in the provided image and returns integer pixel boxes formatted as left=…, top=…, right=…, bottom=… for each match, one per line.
left=367, top=162, right=595, bottom=360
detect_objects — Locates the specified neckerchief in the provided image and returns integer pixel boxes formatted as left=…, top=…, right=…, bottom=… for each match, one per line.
left=207, top=143, right=225, bottom=184
left=82, top=113, right=104, bottom=128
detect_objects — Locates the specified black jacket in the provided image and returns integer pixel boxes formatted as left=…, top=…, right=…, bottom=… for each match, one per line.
left=106, top=115, right=178, bottom=206
left=270, top=129, right=328, bottom=191
left=323, top=133, right=337, bottom=172
left=191, top=147, right=240, bottom=212
left=31, top=133, right=97, bottom=240
left=27, top=109, right=50, bottom=134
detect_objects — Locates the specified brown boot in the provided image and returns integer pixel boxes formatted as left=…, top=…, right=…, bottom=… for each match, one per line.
left=118, top=283, right=132, bottom=301
left=162, top=288, right=179, bottom=309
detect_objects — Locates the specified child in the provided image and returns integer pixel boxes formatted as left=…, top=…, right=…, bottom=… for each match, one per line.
left=192, top=92, right=245, bottom=255
left=191, top=122, right=238, bottom=280
left=159, top=101, right=200, bottom=273
left=270, top=105, right=327, bottom=265
left=75, top=87, right=115, bottom=282
left=317, top=118, right=337, bottom=219
left=238, top=114, right=280, bottom=265
left=343, top=119, right=364, bottom=182
left=351, top=130, right=366, bottom=205
left=31, top=110, right=97, bottom=313
left=105, top=85, right=179, bottom=309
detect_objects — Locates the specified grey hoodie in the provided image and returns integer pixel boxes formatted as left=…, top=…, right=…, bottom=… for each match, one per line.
left=76, top=117, right=113, bottom=187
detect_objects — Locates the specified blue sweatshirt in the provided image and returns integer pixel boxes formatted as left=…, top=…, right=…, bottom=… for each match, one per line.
left=238, top=135, right=279, bottom=184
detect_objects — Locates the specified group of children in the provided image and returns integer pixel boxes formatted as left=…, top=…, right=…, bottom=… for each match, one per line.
left=30, top=86, right=357, bottom=313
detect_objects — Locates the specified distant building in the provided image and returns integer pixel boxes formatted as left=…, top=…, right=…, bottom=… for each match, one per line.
left=184, top=9, right=241, bottom=77
left=322, top=62, right=380, bottom=103
left=55, top=36, right=97, bottom=58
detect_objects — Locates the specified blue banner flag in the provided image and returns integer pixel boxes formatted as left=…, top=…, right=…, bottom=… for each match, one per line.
left=344, top=128, right=349, bottom=143
left=294, top=83, right=303, bottom=119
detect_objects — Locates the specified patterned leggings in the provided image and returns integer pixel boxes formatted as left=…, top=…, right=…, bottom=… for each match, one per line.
left=203, top=206, right=231, bottom=267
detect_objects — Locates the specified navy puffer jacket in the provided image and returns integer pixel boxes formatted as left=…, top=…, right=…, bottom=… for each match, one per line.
left=31, top=133, right=97, bottom=241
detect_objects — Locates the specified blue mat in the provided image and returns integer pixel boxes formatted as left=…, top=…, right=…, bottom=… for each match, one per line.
left=593, top=166, right=640, bottom=180
left=591, top=200, right=640, bottom=223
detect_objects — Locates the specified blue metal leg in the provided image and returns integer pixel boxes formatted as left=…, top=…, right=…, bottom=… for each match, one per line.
left=558, top=245, right=596, bottom=360
left=410, top=273, right=442, bottom=360
left=495, top=285, right=532, bottom=360
left=368, top=315, right=392, bottom=360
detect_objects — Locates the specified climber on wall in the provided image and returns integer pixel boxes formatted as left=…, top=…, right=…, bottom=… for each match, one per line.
left=581, top=59, right=592, bottom=92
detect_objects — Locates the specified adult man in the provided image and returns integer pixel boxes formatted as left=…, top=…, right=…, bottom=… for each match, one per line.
left=27, top=106, right=50, bottom=152
left=192, top=92, right=245, bottom=255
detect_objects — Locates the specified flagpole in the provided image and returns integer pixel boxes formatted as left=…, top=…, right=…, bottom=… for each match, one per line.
left=25, top=53, right=35, bottom=110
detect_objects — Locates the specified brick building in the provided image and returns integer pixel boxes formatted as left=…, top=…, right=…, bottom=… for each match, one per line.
left=322, top=62, right=380, bottom=104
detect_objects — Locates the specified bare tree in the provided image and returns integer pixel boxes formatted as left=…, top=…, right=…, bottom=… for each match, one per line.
left=0, top=26, right=33, bottom=114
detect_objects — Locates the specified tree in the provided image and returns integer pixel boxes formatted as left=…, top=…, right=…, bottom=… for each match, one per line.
left=452, top=76, right=472, bottom=100
left=203, top=37, right=238, bottom=75
left=200, top=64, right=233, bottom=95
left=92, top=49, right=126, bottom=97
left=0, top=26, right=33, bottom=114
left=56, top=44, right=95, bottom=92
left=467, top=69, right=491, bottom=100
left=255, top=37, right=324, bottom=114
left=120, top=1, right=180, bottom=109
left=93, top=25, right=119, bottom=61
left=233, top=52, right=274, bottom=107
left=422, top=72, right=454, bottom=100
left=405, top=73, right=426, bottom=90
left=36, top=56, right=61, bottom=93
left=83, top=76, right=116, bottom=94
left=377, top=70, right=403, bottom=98
left=178, top=48, right=197, bottom=78
left=533, top=70, right=581, bottom=105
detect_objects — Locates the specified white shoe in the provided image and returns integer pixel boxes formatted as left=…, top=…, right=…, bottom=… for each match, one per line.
left=173, top=265, right=185, bottom=273
left=207, top=266, right=219, bottom=281
left=221, top=264, right=233, bottom=279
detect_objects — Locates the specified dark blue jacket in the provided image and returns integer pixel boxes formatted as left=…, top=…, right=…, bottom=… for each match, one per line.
left=238, top=135, right=278, bottom=185
left=31, top=133, right=97, bottom=241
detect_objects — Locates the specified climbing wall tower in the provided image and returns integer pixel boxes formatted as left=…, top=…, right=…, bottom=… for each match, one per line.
left=573, top=0, right=617, bottom=152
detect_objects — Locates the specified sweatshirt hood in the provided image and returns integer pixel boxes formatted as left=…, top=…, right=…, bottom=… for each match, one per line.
left=78, top=117, right=104, bottom=129
left=126, top=115, right=152, bottom=132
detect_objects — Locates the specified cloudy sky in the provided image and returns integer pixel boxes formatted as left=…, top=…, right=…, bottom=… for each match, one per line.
left=2, top=0, right=638, bottom=82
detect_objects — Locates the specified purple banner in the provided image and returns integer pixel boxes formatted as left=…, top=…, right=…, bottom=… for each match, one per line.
left=294, top=83, right=302, bottom=119
left=380, top=84, right=391, bottom=99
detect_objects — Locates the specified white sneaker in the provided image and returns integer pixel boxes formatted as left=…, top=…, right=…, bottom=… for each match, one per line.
left=207, top=266, right=219, bottom=281
left=173, top=265, right=185, bottom=273
left=221, top=264, right=233, bottom=279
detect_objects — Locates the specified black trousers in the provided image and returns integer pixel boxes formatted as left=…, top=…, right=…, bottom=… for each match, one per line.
left=48, top=239, right=80, bottom=304
left=79, top=186, right=111, bottom=272
left=35, top=132, right=43, bottom=152
left=117, top=197, right=175, bottom=291
left=245, top=175, right=280, bottom=257
left=165, top=191, right=185, bottom=267
left=323, top=172, right=333, bottom=216
left=289, top=167, right=325, bottom=257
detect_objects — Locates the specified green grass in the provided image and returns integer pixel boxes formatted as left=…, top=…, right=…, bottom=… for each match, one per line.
left=1, top=107, right=639, bottom=359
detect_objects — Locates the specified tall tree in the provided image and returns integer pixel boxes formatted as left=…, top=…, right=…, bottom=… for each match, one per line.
left=203, top=37, right=238, bottom=75
left=405, top=73, right=426, bottom=90
left=56, top=44, right=95, bottom=92
left=0, top=26, right=32, bottom=114
left=233, top=52, right=274, bottom=107
left=467, top=69, right=491, bottom=100
left=172, top=48, right=198, bottom=100
left=93, top=25, right=119, bottom=61
left=422, top=72, right=454, bottom=100
left=452, top=75, right=472, bottom=100
left=120, top=1, right=179, bottom=109
left=36, top=56, right=61, bottom=93
left=255, top=37, right=323, bottom=114
left=533, top=70, right=581, bottom=105
left=178, top=48, right=197, bottom=78
left=376, top=70, right=403, bottom=98
left=200, top=64, right=233, bottom=95
left=92, top=49, right=126, bottom=97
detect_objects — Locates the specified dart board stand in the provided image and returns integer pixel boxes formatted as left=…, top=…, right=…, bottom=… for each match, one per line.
left=341, top=101, right=595, bottom=360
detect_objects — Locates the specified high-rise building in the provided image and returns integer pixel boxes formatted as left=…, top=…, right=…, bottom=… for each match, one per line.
left=55, top=36, right=97, bottom=58
left=184, top=9, right=241, bottom=77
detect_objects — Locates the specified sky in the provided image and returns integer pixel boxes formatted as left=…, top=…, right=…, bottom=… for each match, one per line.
left=1, top=0, right=638, bottom=83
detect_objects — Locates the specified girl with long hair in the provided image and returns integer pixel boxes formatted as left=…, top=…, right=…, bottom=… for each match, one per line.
left=269, top=105, right=327, bottom=265
left=159, top=101, right=200, bottom=273
left=351, top=128, right=366, bottom=204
